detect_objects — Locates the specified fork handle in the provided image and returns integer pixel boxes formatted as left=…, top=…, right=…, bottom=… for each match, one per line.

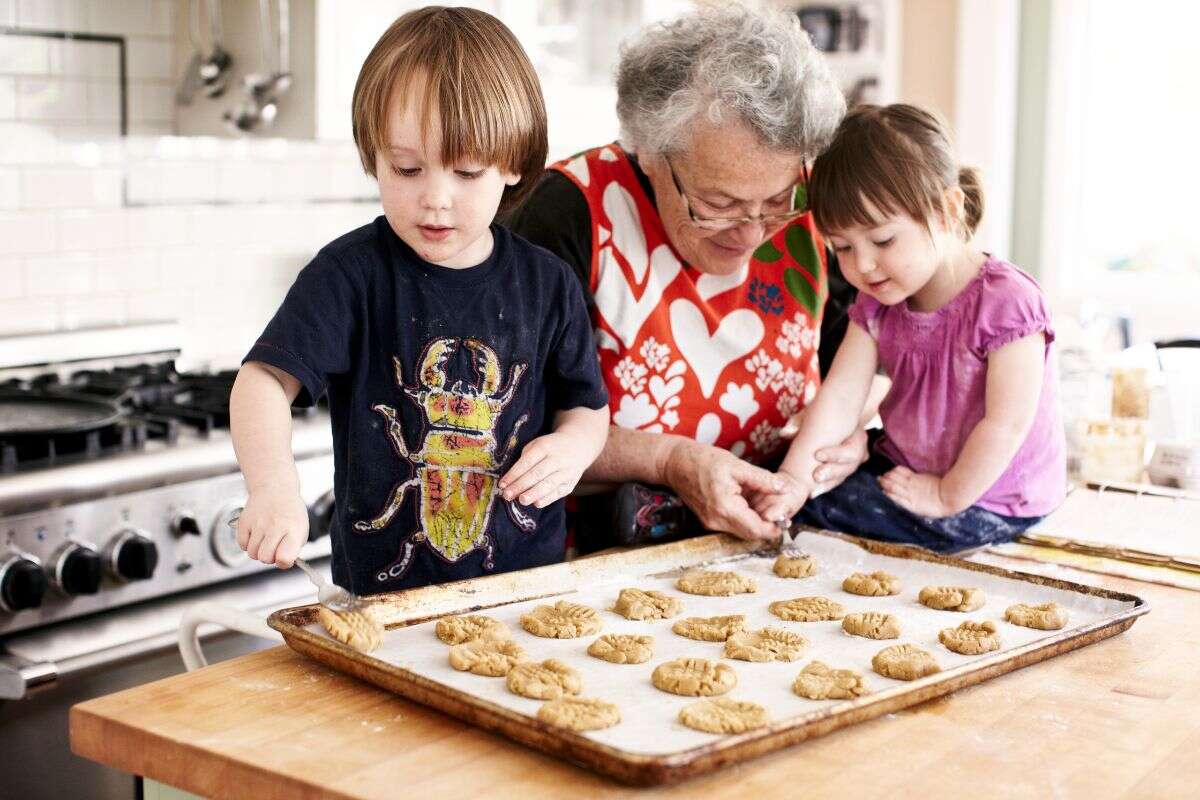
left=293, top=557, right=321, bottom=587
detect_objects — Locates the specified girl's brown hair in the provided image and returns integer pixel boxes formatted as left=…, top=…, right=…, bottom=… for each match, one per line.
left=351, top=6, right=548, bottom=211
left=808, top=103, right=984, bottom=239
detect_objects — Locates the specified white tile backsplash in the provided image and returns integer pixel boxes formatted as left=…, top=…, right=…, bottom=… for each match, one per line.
left=0, top=167, right=18, bottom=208
left=15, top=77, right=89, bottom=121
left=127, top=38, right=174, bottom=81
left=0, top=36, right=50, bottom=75
left=24, top=252, right=94, bottom=296
left=0, top=258, right=24, bottom=298
left=0, top=210, right=57, bottom=254
left=0, top=297, right=58, bottom=335
left=0, top=76, right=15, bottom=119
left=0, top=0, right=15, bottom=27
left=16, top=0, right=88, bottom=31
left=2, top=129, right=384, bottom=366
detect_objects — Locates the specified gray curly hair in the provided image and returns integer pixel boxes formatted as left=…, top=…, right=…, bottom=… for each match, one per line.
left=616, top=4, right=845, bottom=158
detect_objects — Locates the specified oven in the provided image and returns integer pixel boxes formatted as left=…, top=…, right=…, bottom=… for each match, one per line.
left=0, top=326, right=336, bottom=799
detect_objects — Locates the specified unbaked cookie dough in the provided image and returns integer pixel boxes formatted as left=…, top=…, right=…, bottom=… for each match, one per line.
left=723, top=627, right=807, bottom=662
left=651, top=658, right=737, bottom=696
left=506, top=659, right=582, bottom=700
left=939, top=620, right=1001, bottom=655
left=872, top=644, right=941, bottom=681
left=841, top=612, right=901, bottom=640
left=1005, top=602, right=1068, bottom=630
left=587, top=633, right=654, bottom=664
left=675, top=570, right=758, bottom=597
left=672, top=615, right=746, bottom=642
left=434, top=614, right=509, bottom=645
left=842, top=571, right=902, bottom=596
left=678, top=698, right=769, bottom=734
left=768, top=596, right=846, bottom=622
left=773, top=553, right=817, bottom=578
left=520, top=600, right=602, bottom=638
left=318, top=606, right=383, bottom=653
left=612, top=587, right=682, bottom=620
left=448, top=637, right=526, bottom=676
left=918, top=586, right=986, bottom=612
left=792, top=661, right=870, bottom=700
left=537, top=697, right=620, bottom=731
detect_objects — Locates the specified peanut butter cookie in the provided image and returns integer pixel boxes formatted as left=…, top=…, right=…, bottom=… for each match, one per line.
left=678, top=698, right=769, bottom=734
left=520, top=600, right=602, bottom=639
left=773, top=553, right=817, bottom=578
left=939, top=620, right=1001, bottom=655
left=918, top=586, right=986, bottom=612
left=1005, top=602, right=1068, bottom=630
left=318, top=606, right=383, bottom=653
left=768, top=596, right=846, bottom=622
left=448, top=637, right=526, bottom=677
left=537, top=697, right=620, bottom=731
left=842, top=571, right=902, bottom=596
left=587, top=633, right=654, bottom=664
left=723, top=627, right=808, bottom=662
left=434, top=614, right=509, bottom=645
left=506, top=659, right=582, bottom=700
left=792, top=661, right=870, bottom=700
left=651, top=658, right=737, bottom=696
left=675, top=569, right=758, bottom=596
left=671, top=615, right=746, bottom=642
left=841, top=612, right=901, bottom=640
left=872, top=644, right=941, bottom=681
left=612, top=587, right=683, bottom=620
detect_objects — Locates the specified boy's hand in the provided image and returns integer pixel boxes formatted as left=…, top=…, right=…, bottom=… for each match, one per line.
left=750, top=469, right=812, bottom=530
left=235, top=485, right=310, bottom=568
left=879, top=467, right=956, bottom=518
left=499, top=431, right=590, bottom=509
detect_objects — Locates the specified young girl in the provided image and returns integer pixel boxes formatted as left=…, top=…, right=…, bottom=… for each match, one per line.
left=229, top=7, right=609, bottom=593
left=756, top=104, right=1065, bottom=552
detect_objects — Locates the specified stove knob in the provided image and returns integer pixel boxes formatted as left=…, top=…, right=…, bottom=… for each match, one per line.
left=307, top=490, right=335, bottom=542
left=0, top=556, right=48, bottom=613
left=172, top=511, right=202, bottom=537
left=107, top=531, right=159, bottom=582
left=52, top=544, right=103, bottom=596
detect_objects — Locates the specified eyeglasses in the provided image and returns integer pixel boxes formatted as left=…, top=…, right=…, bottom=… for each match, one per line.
left=664, top=155, right=809, bottom=232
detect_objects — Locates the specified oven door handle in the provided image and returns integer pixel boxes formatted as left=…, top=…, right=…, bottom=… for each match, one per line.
left=178, top=601, right=282, bottom=671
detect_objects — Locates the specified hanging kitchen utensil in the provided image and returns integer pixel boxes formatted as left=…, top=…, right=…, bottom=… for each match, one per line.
left=175, top=0, right=205, bottom=105
left=198, top=0, right=233, bottom=99
left=224, top=0, right=292, bottom=133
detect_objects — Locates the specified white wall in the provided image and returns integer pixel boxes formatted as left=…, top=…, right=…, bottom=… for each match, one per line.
left=0, top=0, right=178, bottom=138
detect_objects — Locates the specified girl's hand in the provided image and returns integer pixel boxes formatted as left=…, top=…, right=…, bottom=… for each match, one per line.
left=500, top=432, right=591, bottom=509
left=879, top=467, right=956, bottom=518
left=236, top=484, right=310, bottom=568
left=751, top=470, right=812, bottom=529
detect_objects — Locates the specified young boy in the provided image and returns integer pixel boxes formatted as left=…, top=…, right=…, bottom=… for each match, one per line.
left=229, top=7, right=609, bottom=593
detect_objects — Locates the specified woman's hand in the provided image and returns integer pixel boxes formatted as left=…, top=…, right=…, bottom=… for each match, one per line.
left=663, top=439, right=785, bottom=541
left=780, top=413, right=868, bottom=495
left=236, top=484, right=310, bottom=568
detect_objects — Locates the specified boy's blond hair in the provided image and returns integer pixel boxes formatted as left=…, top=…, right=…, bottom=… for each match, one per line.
left=352, top=6, right=548, bottom=211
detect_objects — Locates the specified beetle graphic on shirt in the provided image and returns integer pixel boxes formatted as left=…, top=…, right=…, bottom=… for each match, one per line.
left=353, top=336, right=534, bottom=582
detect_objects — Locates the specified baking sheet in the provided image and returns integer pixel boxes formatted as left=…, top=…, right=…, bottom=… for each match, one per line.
left=305, top=531, right=1136, bottom=758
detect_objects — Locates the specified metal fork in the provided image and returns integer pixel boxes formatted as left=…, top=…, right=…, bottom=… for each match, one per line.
left=227, top=509, right=358, bottom=612
left=775, top=517, right=804, bottom=556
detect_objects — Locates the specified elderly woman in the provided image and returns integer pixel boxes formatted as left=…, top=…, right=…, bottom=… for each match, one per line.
left=509, top=6, right=869, bottom=546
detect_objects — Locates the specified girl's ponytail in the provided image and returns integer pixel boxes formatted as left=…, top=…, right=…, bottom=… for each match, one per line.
left=958, top=166, right=985, bottom=236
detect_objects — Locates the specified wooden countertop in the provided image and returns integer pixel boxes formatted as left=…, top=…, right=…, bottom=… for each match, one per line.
left=71, top=558, right=1198, bottom=799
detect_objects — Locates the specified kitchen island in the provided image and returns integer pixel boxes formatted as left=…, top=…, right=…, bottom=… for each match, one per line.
left=70, top=555, right=1197, bottom=799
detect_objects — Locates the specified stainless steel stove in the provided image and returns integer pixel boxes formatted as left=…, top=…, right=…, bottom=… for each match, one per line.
left=0, top=325, right=336, bottom=799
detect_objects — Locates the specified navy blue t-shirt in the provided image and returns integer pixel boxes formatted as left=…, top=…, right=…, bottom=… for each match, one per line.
left=245, top=217, right=608, bottom=594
